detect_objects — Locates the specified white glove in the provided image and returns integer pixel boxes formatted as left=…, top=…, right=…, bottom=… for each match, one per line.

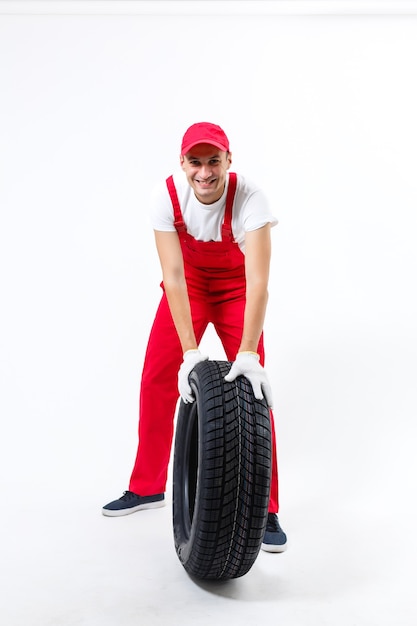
left=178, top=349, right=209, bottom=403
left=224, top=352, right=273, bottom=408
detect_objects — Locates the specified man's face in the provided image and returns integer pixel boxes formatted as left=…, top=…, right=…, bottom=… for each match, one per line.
left=180, top=143, right=232, bottom=204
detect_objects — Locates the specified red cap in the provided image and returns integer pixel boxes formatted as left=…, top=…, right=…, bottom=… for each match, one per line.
left=181, top=122, right=230, bottom=155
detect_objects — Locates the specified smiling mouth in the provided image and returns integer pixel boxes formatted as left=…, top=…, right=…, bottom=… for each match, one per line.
left=195, top=178, right=216, bottom=186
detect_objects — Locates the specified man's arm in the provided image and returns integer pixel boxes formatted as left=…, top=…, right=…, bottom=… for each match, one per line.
left=154, top=230, right=198, bottom=353
left=239, top=223, right=271, bottom=354
left=225, top=223, right=273, bottom=407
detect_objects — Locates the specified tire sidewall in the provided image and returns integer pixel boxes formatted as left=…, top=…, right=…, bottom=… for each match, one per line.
left=172, top=390, right=202, bottom=566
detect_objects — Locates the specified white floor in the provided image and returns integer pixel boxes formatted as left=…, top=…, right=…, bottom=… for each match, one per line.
left=2, top=416, right=416, bottom=626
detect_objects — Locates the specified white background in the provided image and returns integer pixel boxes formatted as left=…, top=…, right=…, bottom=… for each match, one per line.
left=1, top=2, right=416, bottom=625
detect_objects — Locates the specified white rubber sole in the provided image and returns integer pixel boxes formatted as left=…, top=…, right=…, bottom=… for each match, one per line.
left=102, top=499, right=166, bottom=517
left=261, top=541, right=288, bottom=553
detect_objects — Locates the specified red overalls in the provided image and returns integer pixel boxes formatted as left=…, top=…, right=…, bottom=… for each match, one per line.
left=129, top=173, right=279, bottom=513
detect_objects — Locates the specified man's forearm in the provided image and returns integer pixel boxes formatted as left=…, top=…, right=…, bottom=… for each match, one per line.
left=163, top=279, right=198, bottom=353
left=238, top=285, right=269, bottom=354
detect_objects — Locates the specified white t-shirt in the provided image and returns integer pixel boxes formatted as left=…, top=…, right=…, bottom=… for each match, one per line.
left=149, top=171, right=278, bottom=253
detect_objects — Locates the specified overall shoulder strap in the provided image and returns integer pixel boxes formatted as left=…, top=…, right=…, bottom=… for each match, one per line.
left=166, top=175, right=186, bottom=233
left=221, top=172, right=237, bottom=242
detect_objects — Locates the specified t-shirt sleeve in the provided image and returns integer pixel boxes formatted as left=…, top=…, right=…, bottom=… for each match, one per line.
left=149, top=180, right=176, bottom=232
left=241, top=188, right=278, bottom=232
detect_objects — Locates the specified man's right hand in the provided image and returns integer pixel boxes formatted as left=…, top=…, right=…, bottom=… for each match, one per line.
left=178, top=349, right=208, bottom=403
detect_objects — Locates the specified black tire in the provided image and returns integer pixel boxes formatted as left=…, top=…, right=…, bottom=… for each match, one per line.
left=172, top=360, right=272, bottom=580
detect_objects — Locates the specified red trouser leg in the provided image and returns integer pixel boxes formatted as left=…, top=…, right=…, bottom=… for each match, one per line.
left=128, top=293, right=208, bottom=495
left=210, top=295, right=280, bottom=514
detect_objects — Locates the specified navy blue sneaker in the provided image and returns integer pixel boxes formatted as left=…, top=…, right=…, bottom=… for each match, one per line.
left=102, top=491, right=165, bottom=517
left=261, top=513, right=287, bottom=552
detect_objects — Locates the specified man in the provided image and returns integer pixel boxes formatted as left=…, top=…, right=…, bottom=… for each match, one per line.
left=103, top=122, right=287, bottom=552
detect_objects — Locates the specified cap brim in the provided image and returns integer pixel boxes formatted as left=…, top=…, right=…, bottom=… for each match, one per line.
left=181, top=140, right=229, bottom=155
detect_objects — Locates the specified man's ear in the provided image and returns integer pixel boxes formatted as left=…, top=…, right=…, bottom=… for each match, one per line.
left=226, top=151, right=232, bottom=169
left=180, top=155, right=185, bottom=170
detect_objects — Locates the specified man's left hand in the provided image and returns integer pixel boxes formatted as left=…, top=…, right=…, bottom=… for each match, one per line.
left=224, top=352, right=273, bottom=408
